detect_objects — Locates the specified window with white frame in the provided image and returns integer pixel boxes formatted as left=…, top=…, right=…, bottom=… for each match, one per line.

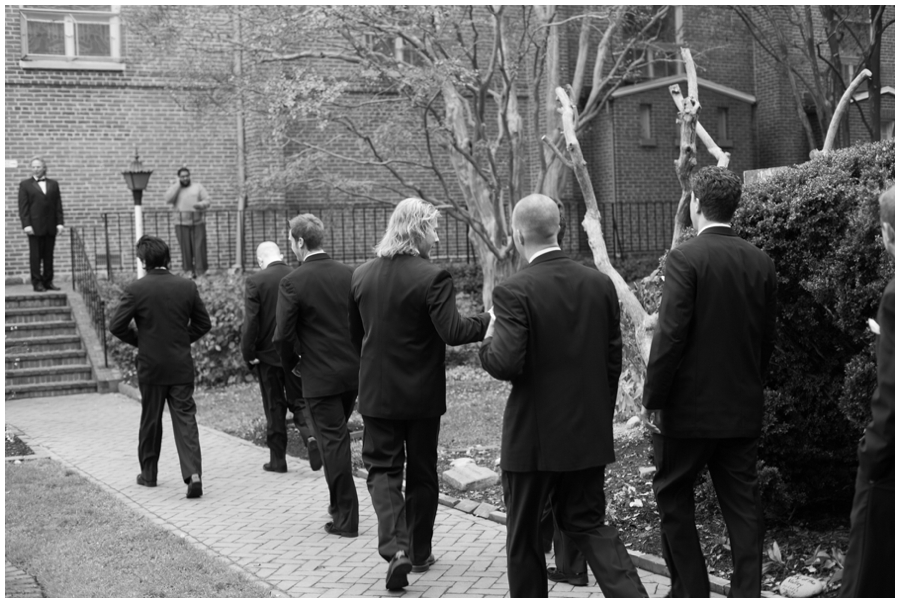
left=19, top=5, right=123, bottom=70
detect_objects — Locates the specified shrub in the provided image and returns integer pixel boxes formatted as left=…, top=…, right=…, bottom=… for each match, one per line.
left=732, top=139, right=894, bottom=513
left=101, top=270, right=254, bottom=388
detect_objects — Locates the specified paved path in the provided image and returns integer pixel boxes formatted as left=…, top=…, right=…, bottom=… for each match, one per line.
left=6, top=393, right=676, bottom=598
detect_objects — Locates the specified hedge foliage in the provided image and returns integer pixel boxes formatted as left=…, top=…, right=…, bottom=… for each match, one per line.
left=732, top=140, right=894, bottom=513
left=101, top=262, right=488, bottom=388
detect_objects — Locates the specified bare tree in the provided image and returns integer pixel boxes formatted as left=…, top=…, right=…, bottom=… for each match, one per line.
left=734, top=6, right=893, bottom=149
left=130, top=5, right=673, bottom=307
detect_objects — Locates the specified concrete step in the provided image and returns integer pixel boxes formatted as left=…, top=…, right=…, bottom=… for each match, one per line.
left=6, top=364, right=94, bottom=386
left=6, top=380, right=98, bottom=400
left=5, top=306, right=73, bottom=324
left=5, top=320, right=77, bottom=339
left=5, top=335, right=83, bottom=353
left=5, top=293, right=68, bottom=309
left=6, top=350, right=89, bottom=370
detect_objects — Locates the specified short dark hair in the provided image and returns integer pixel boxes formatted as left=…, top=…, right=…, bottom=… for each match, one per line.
left=136, top=235, right=171, bottom=270
left=177, top=167, right=190, bottom=176
left=289, top=213, right=325, bottom=250
left=690, top=166, right=743, bottom=223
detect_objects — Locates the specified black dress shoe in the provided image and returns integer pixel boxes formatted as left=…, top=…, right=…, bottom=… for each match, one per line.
left=323, top=521, right=358, bottom=538
left=44, top=282, right=60, bottom=291
left=263, top=462, right=287, bottom=473
left=385, top=551, right=412, bottom=591
left=136, top=474, right=157, bottom=487
left=411, top=554, right=436, bottom=573
left=547, top=567, right=589, bottom=586
left=186, top=476, right=203, bottom=499
left=307, top=437, right=323, bottom=471
left=33, top=283, right=46, bottom=292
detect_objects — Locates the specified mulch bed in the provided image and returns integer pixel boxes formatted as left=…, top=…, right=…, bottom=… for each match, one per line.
left=5, top=433, right=34, bottom=458
left=436, top=427, right=850, bottom=597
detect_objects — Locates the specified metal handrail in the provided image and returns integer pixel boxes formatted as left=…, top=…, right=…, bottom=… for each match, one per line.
left=70, top=227, right=108, bottom=367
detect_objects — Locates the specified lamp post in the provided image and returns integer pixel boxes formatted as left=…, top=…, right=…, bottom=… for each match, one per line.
left=121, top=149, right=153, bottom=278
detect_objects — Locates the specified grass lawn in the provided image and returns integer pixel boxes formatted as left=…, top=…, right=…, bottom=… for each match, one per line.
left=5, top=459, right=272, bottom=598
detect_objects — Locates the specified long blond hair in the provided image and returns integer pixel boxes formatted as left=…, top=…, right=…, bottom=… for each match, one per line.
left=374, top=198, right=439, bottom=258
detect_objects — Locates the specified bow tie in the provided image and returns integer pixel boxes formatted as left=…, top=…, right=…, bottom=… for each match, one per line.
left=35, top=178, right=46, bottom=182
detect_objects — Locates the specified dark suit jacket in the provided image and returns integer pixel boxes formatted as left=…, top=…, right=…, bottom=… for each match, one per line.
left=18, top=177, right=64, bottom=235
left=642, top=226, right=777, bottom=438
left=479, top=251, right=622, bottom=472
left=273, top=253, right=359, bottom=398
left=349, top=254, right=490, bottom=419
left=109, top=269, right=211, bottom=385
left=241, top=260, right=292, bottom=368
left=859, top=278, right=894, bottom=482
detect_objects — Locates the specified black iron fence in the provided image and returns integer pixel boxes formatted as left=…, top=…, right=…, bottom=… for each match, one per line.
left=70, top=226, right=108, bottom=367
left=92, top=201, right=677, bottom=277
left=597, top=200, right=679, bottom=258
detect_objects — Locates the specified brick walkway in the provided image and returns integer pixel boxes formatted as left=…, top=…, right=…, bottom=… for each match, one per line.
left=6, top=393, right=677, bottom=598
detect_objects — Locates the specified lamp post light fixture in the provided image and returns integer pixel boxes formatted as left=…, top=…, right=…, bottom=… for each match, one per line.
left=122, top=149, right=153, bottom=278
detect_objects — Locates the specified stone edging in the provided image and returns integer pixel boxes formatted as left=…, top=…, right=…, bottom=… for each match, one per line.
left=114, top=382, right=779, bottom=598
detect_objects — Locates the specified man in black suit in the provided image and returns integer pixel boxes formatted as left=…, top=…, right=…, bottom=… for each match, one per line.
left=274, top=214, right=361, bottom=538
left=241, top=241, right=320, bottom=474
left=642, top=166, right=777, bottom=597
left=480, top=193, right=647, bottom=598
left=349, top=198, right=490, bottom=591
left=840, top=185, right=894, bottom=598
left=109, top=235, right=211, bottom=499
left=18, top=156, right=64, bottom=292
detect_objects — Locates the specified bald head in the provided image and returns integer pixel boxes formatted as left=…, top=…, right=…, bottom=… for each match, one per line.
left=256, top=241, right=283, bottom=269
left=513, top=194, right=560, bottom=246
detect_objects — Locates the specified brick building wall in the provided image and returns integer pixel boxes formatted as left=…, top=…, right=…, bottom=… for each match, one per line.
left=5, top=5, right=238, bottom=281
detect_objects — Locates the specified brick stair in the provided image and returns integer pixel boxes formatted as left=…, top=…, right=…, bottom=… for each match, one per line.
left=5, top=293, right=99, bottom=400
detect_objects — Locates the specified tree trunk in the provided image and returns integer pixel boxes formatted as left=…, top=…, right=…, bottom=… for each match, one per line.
left=669, top=49, right=701, bottom=249
left=473, top=234, right=517, bottom=309
left=821, top=69, right=872, bottom=155
left=554, top=86, right=655, bottom=365
left=867, top=6, right=884, bottom=141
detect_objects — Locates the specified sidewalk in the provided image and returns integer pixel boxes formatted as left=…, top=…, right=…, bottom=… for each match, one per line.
left=6, top=392, right=677, bottom=598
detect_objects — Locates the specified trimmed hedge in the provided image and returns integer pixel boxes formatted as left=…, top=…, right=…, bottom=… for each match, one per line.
left=732, top=140, right=894, bottom=513
left=101, top=262, right=488, bottom=388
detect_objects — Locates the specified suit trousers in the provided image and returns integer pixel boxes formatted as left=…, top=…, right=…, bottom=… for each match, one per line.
left=28, top=232, right=56, bottom=286
left=306, top=390, right=360, bottom=533
left=502, top=467, right=648, bottom=598
left=540, top=501, right=587, bottom=574
left=256, top=362, right=312, bottom=467
left=839, top=469, right=894, bottom=597
left=652, top=435, right=764, bottom=598
left=174, top=224, right=208, bottom=276
left=361, top=415, right=441, bottom=564
left=137, top=382, right=202, bottom=484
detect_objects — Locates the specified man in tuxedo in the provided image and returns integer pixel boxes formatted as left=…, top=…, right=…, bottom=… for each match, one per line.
left=479, top=193, right=647, bottom=598
left=109, top=235, right=211, bottom=499
left=349, top=198, right=490, bottom=590
left=18, top=156, right=64, bottom=292
left=840, top=185, right=894, bottom=598
left=241, top=241, right=320, bottom=474
left=274, top=214, right=361, bottom=538
left=642, top=166, right=777, bottom=597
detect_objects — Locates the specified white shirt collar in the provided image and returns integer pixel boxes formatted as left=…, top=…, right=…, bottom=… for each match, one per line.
left=528, top=246, right=561, bottom=263
left=306, top=249, right=325, bottom=258
left=698, top=222, right=731, bottom=235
